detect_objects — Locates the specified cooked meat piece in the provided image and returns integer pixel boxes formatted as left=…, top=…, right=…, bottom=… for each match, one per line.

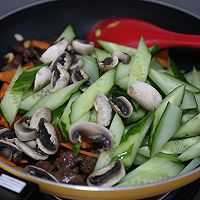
left=35, top=160, right=55, bottom=173
left=54, top=167, right=86, bottom=185
left=77, top=154, right=97, bottom=175
left=54, top=149, right=77, bottom=169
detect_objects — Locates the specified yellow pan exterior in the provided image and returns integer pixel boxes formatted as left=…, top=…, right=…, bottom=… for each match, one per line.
left=1, top=162, right=200, bottom=200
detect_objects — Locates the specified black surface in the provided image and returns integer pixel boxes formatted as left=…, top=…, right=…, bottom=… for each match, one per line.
left=0, top=0, right=200, bottom=200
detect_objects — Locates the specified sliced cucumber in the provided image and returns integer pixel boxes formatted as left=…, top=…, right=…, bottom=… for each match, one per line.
left=180, top=90, right=197, bottom=110
left=93, top=48, right=110, bottom=61
left=128, top=38, right=151, bottom=86
left=182, top=109, right=198, bottom=124
left=70, top=69, right=116, bottom=124
left=26, top=80, right=85, bottom=116
left=173, top=113, right=200, bottom=139
left=160, top=136, right=200, bottom=154
left=89, top=109, right=97, bottom=123
left=118, top=155, right=184, bottom=186
left=191, top=67, right=200, bottom=88
left=138, top=146, right=150, bottom=158
left=133, top=153, right=149, bottom=166
left=149, top=57, right=163, bottom=70
left=194, top=93, right=200, bottom=112
left=97, top=40, right=137, bottom=56
left=179, top=140, right=200, bottom=161
left=116, top=60, right=132, bottom=81
left=20, top=84, right=50, bottom=111
left=56, top=24, right=75, bottom=42
left=115, top=76, right=129, bottom=91
left=151, top=102, right=182, bottom=157
left=109, top=113, right=124, bottom=148
left=148, top=68, right=200, bottom=94
left=179, top=157, right=200, bottom=175
left=1, top=66, right=23, bottom=125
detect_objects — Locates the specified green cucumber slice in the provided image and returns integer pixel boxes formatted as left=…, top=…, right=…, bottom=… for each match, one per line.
left=180, top=90, right=197, bottom=110
left=97, top=40, right=137, bottom=56
left=128, top=37, right=151, bottom=86
left=116, top=61, right=132, bottom=81
left=115, top=76, right=129, bottom=91
left=1, top=66, right=23, bottom=125
left=194, top=93, right=200, bottom=112
left=70, top=69, right=116, bottom=124
left=89, top=109, right=97, bottom=123
left=56, top=24, right=75, bottom=42
left=179, top=157, right=200, bottom=174
left=179, top=140, right=200, bottom=161
left=173, top=113, right=200, bottom=139
left=191, top=67, right=200, bottom=88
left=133, top=153, right=149, bottom=166
left=151, top=102, right=182, bottom=157
left=182, top=109, right=199, bottom=124
left=26, top=80, right=85, bottom=116
left=93, top=48, right=110, bottom=61
left=149, top=57, right=163, bottom=70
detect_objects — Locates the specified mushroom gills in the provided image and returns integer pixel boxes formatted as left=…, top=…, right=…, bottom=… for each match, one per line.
left=72, top=39, right=94, bottom=55
left=110, top=96, right=133, bottom=118
left=14, top=117, right=38, bottom=142
left=25, top=165, right=59, bottom=182
left=37, top=118, right=59, bottom=155
left=0, top=128, right=16, bottom=140
left=87, top=160, right=125, bottom=187
left=98, top=56, right=118, bottom=71
left=95, top=93, right=112, bottom=126
left=113, top=51, right=131, bottom=64
left=69, top=122, right=113, bottom=150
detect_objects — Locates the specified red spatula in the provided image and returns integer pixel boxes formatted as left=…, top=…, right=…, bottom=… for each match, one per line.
left=86, top=18, right=200, bottom=49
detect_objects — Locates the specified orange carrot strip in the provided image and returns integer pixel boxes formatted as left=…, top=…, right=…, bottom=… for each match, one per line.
left=0, top=117, right=9, bottom=128
left=156, top=49, right=169, bottom=68
left=0, top=82, right=9, bottom=98
left=22, top=62, right=34, bottom=70
left=18, top=159, right=28, bottom=164
left=60, top=143, right=98, bottom=158
left=31, top=40, right=50, bottom=50
left=80, top=141, right=93, bottom=149
left=55, top=126, right=64, bottom=143
left=13, top=166, right=25, bottom=171
left=0, top=70, right=16, bottom=83
left=0, top=156, right=16, bottom=167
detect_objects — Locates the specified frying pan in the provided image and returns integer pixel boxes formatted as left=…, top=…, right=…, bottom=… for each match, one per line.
left=0, top=0, right=200, bottom=199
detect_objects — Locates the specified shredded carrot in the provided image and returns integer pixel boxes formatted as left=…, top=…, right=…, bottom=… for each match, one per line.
left=0, top=117, right=9, bottom=128
left=60, top=143, right=98, bottom=158
left=80, top=141, right=93, bottom=149
left=156, top=49, right=169, bottom=68
left=30, top=40, right=50, bottom=50
left=13, top=166, right=25, bottom=171
left=18, top=159, right=28, bottom=164
left=55, top=126, right=64, bottom=143
left=0, top=156, right=16, bottom=167
left=22, top=62, right=34, bottom=70
left=0, top=82, right=9, bottom=98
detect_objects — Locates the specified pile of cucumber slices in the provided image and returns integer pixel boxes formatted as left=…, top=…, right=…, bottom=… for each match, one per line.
left=1, top=24, right=200, bottom=187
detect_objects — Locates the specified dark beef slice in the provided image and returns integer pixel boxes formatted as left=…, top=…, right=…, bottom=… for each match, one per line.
left=35, top=161, right=55, bottom=173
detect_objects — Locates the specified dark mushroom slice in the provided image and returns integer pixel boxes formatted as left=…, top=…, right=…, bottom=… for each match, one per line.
left=50, top=65, right=70, bottom=92
left=69, top=57, right=84, bottom=70
left=0, top=128, right=16, bottom=140
left=15, top=139, right=48, bottom=160
left=14, top=117, right=38, bottom=142
left=33, top=67, right=52, bottom=92
left=30, top=108, right=52, bottom=130
left=110, top=96, right=133, bottom=118
left=71, top=66, right=89, bottom=83
left=72, top=39, right=94, bottom=55
left=87, top=160, right=125, bottom=187
left=98, top=56, right=118, bottom=71
left=40, top=38, right=69, bottom=63
left=113, top=51, right=131, bottom=64
left=69, top=122, right=113, bottom=150
left=0, top=140, right=22, bottom=162
left=51, top=51, right=72, bottom=71
left=25, top=165, right=59, bottom=182
left=36, top=118, right=59, bottom=155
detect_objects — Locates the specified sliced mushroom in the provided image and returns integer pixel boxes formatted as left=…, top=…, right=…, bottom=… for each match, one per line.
left=95, top=93, right=112, bottom=126
left=40, top=38, right=69, bottom=63
left=110, top=96, right=133, bottom=118
left=33, top=67, right=52, bottom=91
left=72, top=39, right=94, bottom=55
left=69, top=122, right=113, bottom=150
left=30, top=108, right=52, bottom=130
left=36, top=118, right=59, bottom=155
left=113, top=51, right=131, bottom=64
left=50, top=51, right=72, bottom=71
left=98, top=56, right=118, bottom=71
left=87, top=160, right=125, bottom=187
left=0, top=140, right=22, bottom=162
left=24, top=140, right=37, bottom=149
left=14, top=117, right=38, bottom=142
left=0, top=128, right=16, bottom=140
left=70, top=57, right=84, bottom=70
left=25, top=165, right=59, bottom=182
left=50, top=65, right=70, bottom=92
left=71, top=66, right=89, bottom=83
left=127, top=82, right=162, bottom=111
left=15, top=139, right=48, bottom=160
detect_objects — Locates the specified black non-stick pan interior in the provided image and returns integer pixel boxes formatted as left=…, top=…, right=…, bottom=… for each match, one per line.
left=0, top=0, right=200, bottom=68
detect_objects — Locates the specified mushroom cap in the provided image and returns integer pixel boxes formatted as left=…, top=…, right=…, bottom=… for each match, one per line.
left=110, top=96, right=133, bottom=118
left=69, top=122, right=113, bottom=150
left=71, top=66, right=89, bottom=83
left=25, top=165, right=59, bottom=182
left=36, top=119, right=59, bottom=155
left=87, top=160, right=125, bottom=187
left=70, top=58, right=84, bottom=70
left=98, top=56, right=118, bottom=71
left=72, top=39, right=94, bottom=55
left=127, top=82, right=162, bottom=111
left=14, top=117, right=38, bottom=142
left=113, top=51, right=131, bottom=64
